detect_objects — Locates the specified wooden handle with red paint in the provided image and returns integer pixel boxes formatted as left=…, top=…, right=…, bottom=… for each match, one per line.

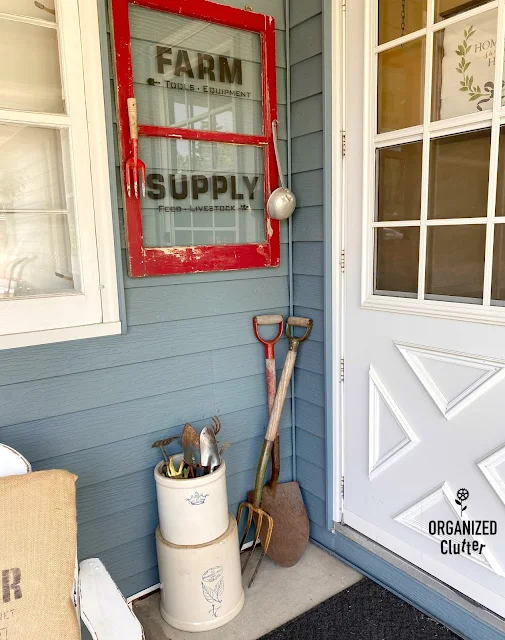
left=127, top=97, right=138, bottom=140
left=256, top=314, right=284, bottom=325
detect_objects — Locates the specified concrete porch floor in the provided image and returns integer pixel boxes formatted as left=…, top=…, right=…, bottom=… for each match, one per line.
left=133, top=543, right=363, bottom=640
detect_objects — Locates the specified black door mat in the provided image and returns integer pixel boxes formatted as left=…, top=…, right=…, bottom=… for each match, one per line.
left=260, top=577, right=462, bottom=640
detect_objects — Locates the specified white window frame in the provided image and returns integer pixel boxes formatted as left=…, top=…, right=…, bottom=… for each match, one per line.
left=0, top=0, right=121, bottom=349
left=362, top=0, right=505, bottom=326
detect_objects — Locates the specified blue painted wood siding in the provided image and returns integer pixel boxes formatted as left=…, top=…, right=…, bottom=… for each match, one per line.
left=0, top=0, right=289, bottom=599
left=289, top=0, right=327, bottom=540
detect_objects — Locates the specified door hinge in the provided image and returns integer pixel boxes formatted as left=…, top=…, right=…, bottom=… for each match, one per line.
left=340, top=476, right=345, bottom=499
left=340, top=248, right=345, bottom=273
left=342, top=130, right=346, bottom=156
left=340, top=358, right=344, bottom=382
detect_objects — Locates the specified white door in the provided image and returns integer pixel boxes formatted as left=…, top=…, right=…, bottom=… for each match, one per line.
left=344, top=0, right=505, bottom=617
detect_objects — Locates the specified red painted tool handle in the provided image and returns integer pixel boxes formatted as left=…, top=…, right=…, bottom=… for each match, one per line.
left=253, top=315, right=284, bottom=360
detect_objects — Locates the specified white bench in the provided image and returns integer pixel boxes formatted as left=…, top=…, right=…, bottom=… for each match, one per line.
left=0, top=443, right=144, bottom=640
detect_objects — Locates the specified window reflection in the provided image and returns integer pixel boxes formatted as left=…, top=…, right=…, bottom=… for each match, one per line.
left=375, top=226, right=420, bottom=296
left=426, top=225, right=486, bottom=302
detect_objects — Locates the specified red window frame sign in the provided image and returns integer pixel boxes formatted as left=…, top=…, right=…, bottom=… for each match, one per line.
left=112, top=0, right=280, bottom=277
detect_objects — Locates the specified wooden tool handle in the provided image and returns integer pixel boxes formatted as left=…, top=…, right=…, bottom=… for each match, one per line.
left=287, top=316, right=311, bottom=327
left=127, top=97, right=138, bottom=140
left=255, top=314, right=284, bottom=325
left=265, top=350, right=296, bottom=443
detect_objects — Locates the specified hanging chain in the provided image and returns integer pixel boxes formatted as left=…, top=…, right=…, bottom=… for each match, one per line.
left=401, top=0, right=406, bottom=37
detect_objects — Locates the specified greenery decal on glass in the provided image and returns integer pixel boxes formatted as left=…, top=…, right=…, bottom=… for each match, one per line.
left=455, top=24, right=502, bottom=111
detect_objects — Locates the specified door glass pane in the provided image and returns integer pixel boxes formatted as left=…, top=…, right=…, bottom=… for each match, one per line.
left=494, top=126, right=505, bottom=217
left=378, top=38, right=425, bottom=133
left=491, top=223, right=505, bottom=304
left=435, top=0, right=492, bottom=22
left=0, top=0, right=56, bottom=21
left=432, top=10, right=497, bottom=120
left=376, top=142, right=423, bottom=221
left=129, top=5, right=262, bottom=135
left=0, top=124, right=79, bottom=298
left=428, top=129, right=490, bottom=219
left=139, top=138, right=265, bottom=247
left=425, top=225, right=486, bottom=302
left=379, top=0, right=427, bottom=45
left=375, top=226, right=420, bottom=296
left=0, top=18, right=64, bottom=113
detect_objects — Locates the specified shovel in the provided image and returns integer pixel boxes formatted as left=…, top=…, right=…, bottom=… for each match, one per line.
left=238, top=316, right=313, bottom=586
left=252, top=314, right=284, bottom=489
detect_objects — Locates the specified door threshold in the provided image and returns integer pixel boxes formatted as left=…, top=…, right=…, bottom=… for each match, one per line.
left=330, top=523, right=505, bottom=637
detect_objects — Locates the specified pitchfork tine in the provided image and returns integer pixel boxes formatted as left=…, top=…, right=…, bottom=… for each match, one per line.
left=238, top=503, right=254, bottom=551
left=125, top=162, right=132, bottom=198
left=139, top=162, right=146, bottom=197
left=241, top=511, right=263, bottom=575
left=248, top=513, right=273, bottom=587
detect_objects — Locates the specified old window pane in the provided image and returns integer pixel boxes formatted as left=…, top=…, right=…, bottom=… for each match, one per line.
left=376, top=142, right=423, bottom=221
left=0, top=124, right=79, bottom=298
left=0, top=125, right=66, bottom=210
left=425, top=225, right=486, bottom=302
left=378, top=0, right=427, bottom=45
left=378, top=38, right=425, bottom=133
left=0, top=18, right=64, bottom=113
left=0, top=0, right=56, bottom=21
left=139, top=138, right=265, bottom=246
left=428, top=129, right=490, bottom=219
left=0, top=214, right=75, bottom=297
left=129, top=5, right=263, bottom=134
left=375, top=226, right=420, bottom=296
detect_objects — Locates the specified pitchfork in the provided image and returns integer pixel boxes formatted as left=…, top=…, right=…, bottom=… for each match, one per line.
left=237, top=317, right=313, bottom=586
left=125, top=97, right=146, bottom=199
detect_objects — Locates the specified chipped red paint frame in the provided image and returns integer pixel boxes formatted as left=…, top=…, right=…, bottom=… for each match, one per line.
left=111, top=0, right=280, bottom=277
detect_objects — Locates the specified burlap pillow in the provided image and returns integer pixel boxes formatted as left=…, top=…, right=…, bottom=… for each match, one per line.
left=0, top=470, right=80, bottom=640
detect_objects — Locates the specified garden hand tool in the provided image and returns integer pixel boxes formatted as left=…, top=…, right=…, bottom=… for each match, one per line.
left=200, top=426, right=221, bottom=472
left=152, top=436, right=179, bottom=463
left=209, top=415, right=221, bottom=436
left=252, top=314, right=284, bottom=490
left=125, top=97, right=146, bottom=199
left=181, top=422, right=200, bottom=477
left=166, top=456, right=187, bottom=479
left=238, top=316, right=313, bottom=587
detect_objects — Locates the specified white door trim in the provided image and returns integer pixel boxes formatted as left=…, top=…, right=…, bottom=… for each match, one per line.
left=328, top=0, right=346, bottom=525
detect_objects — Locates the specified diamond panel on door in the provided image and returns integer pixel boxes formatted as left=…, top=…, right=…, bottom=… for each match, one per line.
left=478, top=444, right=505, bottom=509
left=395, top=483, right=503, bottom=575
left=369, top=366, right=419, bottom=479
left=396, top=343, right=505, bottom=419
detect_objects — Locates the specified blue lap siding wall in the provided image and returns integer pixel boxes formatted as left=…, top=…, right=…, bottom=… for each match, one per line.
left=0, top=0, right=290, bottom=598
left=289, top=0, right=328, bottom=543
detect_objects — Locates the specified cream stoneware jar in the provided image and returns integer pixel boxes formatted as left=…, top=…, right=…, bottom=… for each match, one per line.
left=156, top=515, right=244, bottom=632
left=154, top=455, right=228, bottom=545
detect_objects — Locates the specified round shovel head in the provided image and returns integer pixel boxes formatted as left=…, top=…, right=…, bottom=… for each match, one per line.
left=247, top=481, right=309, bottom=567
